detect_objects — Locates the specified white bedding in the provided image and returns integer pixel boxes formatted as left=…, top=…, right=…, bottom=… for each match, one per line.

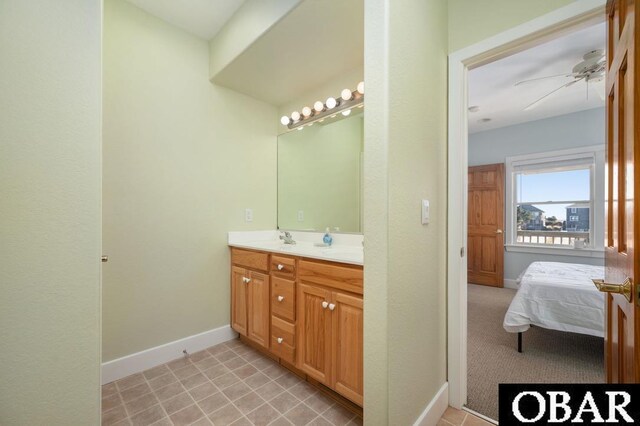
left=503, top=261, right=605, bottom=337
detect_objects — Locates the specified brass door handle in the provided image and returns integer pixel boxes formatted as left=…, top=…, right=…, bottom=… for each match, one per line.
left=592, top=277, right=632, bottom=302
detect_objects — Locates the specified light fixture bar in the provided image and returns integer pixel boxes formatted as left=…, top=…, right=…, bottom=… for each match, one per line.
left=287, top=95, right=363, bottom=130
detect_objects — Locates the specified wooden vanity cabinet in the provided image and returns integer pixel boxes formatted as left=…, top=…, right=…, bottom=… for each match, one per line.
left=230, top=247, right=363, bottom=407
left=231, top=249, right=270, bottom=348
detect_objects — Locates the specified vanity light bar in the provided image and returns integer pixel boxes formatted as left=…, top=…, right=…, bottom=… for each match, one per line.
left=281, top=82, right=364, bottom=130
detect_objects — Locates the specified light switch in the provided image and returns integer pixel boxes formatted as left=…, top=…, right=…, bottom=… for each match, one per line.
left=421, top=200, right=429, bottom=225
left=297, top=210, right=304, bottom=222
left=245, top=208, right=253, bottom=222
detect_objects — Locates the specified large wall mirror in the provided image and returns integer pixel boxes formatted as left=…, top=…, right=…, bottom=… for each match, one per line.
left=278, top=109, right=363, bottom=233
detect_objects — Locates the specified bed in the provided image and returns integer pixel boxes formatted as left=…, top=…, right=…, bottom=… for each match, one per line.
left=503, top=261, right=605, bottom=352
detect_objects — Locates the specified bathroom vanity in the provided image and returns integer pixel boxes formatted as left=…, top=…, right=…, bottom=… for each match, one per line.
left=228, top=232, right=363, bottom=409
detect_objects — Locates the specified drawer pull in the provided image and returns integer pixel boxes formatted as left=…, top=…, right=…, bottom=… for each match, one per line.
left=328, top=303, right=336, bottom=311
left=277, top=295, right=285, bottom=302
left=242, top=277, right=251, bottom=283
left=277, top=337, right=283, bottom=344
left=322, top=301, right=329, bottom=309
left=277, top=264, right=285, bottom=271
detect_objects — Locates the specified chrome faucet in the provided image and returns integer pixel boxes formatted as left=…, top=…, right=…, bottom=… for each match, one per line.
left=279, top=231, right=296, bottom=245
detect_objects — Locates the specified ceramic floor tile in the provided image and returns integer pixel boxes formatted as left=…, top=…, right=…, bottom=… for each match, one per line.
left=189, top=350, right=212, bottom=363
left=269, top=417, right=294, bottom=426
left=170, top=404, right=206, bottom=426
left=180, top=372, right=208, bottom=390
left=148, top=373, right=177, bottom=390
left=234, top=391, right=266, bottom=414
left=270, top=392, right=300, bottom=414
left=284, top=403, right=318, bottom=426
left=129, top=405, right=166, bottom=426
left=304, top=394, right=334, bottom=415
left=245, top=403, right=280, bottom=426
left=244, top=372, right=271, bottom=389
left=102, top=393, right=124, bottom=412
left=121, top=382, right=152, bottom=403
left=154, top=381, right=186, bottom=401
left=161, top=392, right=194, bottom=415
left=197, top=392, right=230, bottom=415
left=254, top=381, right=286, bottom=402
left=442, top=407, right=467, bottom=425
left=208, top=403, right=243, bottom=425
left=207, top=344, right=230, bottom=356
left=322, top=404, right=354, bottom=425
left=125, top=393, right=159, bottom=416
left=189, top=382, right=219, bottom=402
left=101, top=339, right=361, bottom=426
left=222, top=381, right=252, bottom=401
left=211, top=372, right=241, bottom=389
left=289, top=382, right=317, bottom=401
left=102, top=405, right=129, bottom=426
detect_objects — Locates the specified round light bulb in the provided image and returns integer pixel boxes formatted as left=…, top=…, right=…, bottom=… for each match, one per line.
left=302, top=106, right=312, bottom=117
left=280, top=116, right=291, bottom=126
left=291, top=111, right=301, bottom=122
left=313, top=101, right=325, bottom=112
left=326, top=97, right=338, bottom=109
left=341, top=88, right=353, bottom=101
left=342, top=109, right=351, bottom=117
left=357, top=81, right=364, bottom=94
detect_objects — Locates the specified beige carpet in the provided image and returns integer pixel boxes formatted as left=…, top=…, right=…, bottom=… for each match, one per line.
left=466, top=284, right=604, bottom=421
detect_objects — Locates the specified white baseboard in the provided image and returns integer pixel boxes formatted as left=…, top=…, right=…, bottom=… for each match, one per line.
left=101, top=325, right=238, bottom=385
left=504, top=279, right=519, bottom=289
left=413, top=382, right=449, bottom=426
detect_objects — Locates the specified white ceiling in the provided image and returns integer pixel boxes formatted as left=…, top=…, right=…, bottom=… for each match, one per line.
left=468, top=22, right=606, bottom=134
left=213, top=0, right=364, bottom=106
left=124, top=0, right=245, bottom=40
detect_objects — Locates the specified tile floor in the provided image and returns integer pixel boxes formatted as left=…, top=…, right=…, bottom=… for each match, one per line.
left=438, top=407, right=494, bottom=426
left=102, top=339, right=362, bottom=426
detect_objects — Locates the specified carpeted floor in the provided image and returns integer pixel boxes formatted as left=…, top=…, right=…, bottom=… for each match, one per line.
left=466, top=284, right=604, bottom=421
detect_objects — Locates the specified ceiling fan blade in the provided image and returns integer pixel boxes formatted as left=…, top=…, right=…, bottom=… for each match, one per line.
left=523, top=77, right=584, bottom=111
left=514, top=73, right=575, bottom=86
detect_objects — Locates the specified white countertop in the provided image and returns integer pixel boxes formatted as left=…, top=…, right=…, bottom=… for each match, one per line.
left=228, top=230, right=364, bottom=266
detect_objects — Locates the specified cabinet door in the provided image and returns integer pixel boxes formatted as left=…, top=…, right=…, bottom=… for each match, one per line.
left=297, top=283, right=332, bottom=384
left=231, top=266, right=248, bottom=336
left=247, top=270, right=270, bottom=348
left=331, top=291, right=363, bottom=405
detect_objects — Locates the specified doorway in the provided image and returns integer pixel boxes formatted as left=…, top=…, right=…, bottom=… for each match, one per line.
left=447, top=0, right=607, bottom=420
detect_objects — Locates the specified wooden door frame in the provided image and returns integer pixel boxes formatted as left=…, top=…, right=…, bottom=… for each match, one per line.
left=446, top=0, right=606, bottom=410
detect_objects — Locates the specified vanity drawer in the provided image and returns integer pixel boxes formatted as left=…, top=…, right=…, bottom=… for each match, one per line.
left=270, top=316, right=295, bottom=364
left=270, top=255, right=296, bottom=278
left=271, top=277, right=295, bottom=322
left=231, top=248, right=269, bottom=272
left=298, top=260, right=363, bottom=294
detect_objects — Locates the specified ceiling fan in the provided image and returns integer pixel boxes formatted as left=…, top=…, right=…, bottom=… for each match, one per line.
left=515, top=49, right=606, bottom=111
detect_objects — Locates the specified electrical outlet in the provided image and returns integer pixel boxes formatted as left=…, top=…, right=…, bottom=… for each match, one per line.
left=245, top=208, right=253, bottom=222
left=297, top=210, right=304, bottom=222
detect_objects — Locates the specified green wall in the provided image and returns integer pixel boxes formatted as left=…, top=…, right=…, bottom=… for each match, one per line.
left=0, top=0, right=102, bottom=423
left=102, top=0, right=278, bottom=362
left=448, top=0, right=574, bottom=52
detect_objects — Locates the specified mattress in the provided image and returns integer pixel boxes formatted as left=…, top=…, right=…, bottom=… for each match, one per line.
left=503, top=261, right=605, bottom=337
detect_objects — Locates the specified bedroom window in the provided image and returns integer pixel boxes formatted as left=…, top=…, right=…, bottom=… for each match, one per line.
left=506, top=146, right=603, bottom=252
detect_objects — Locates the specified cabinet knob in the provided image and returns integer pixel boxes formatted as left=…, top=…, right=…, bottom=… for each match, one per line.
left=277, top=337, right=283, bottom=344
left=322, top=301, right=329, bottom=309
left=277, top=264, right=284, bottom=270
left=328, top=303, right=336, bottom=311
left=242, top=277, right=251, bottom=283
left=277, top=295, right=284, bottom=302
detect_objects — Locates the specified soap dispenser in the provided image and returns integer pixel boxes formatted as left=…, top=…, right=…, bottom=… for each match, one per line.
left=323, top=227, right=333, bottom=246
